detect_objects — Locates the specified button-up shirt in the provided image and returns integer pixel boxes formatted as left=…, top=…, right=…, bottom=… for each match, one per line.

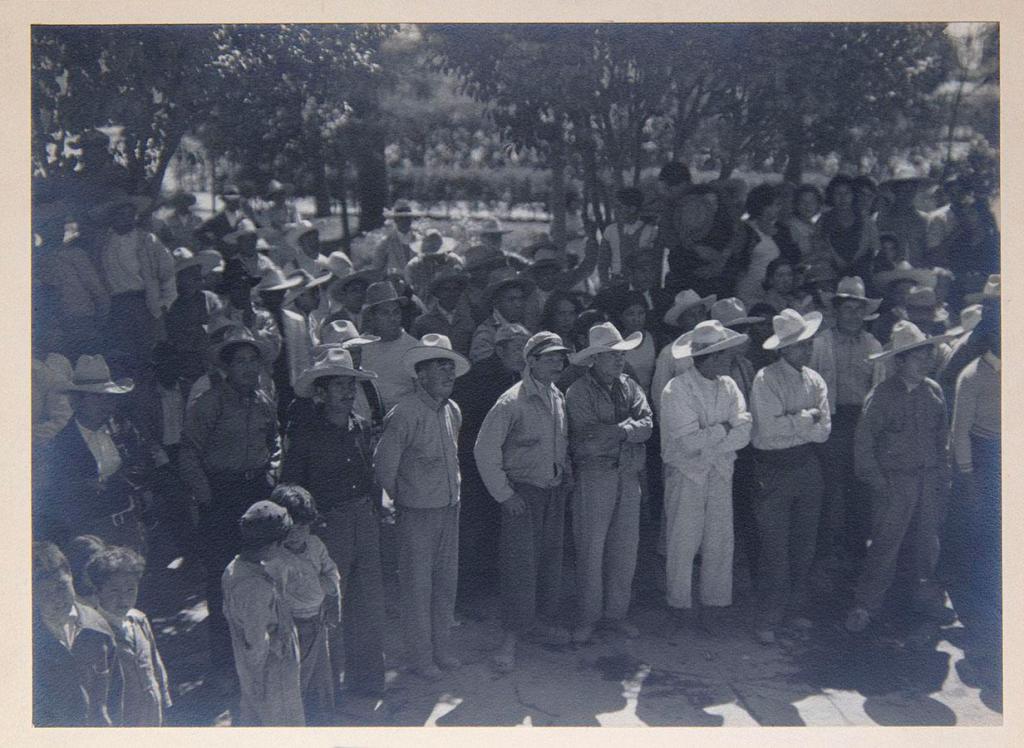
left=660, top=366, right=752, bottom=477
left=855, top=374, right=949, bottom=486
left=469, top=309, right=522, bottom=363
left=474, top=370, right=570, bottom=502
left=282, top=410, right=376, bottom=513
left=951, top=353, right=1000, bottom=472
left=101, top=229, right=177, bottom=317
left=565, top=369, right=653, bottom=473
left=179, top=381, right=280, bottom=502
left=810, top=327, right=883, bottom=411
left=373, top=385, right=461, bottom=509
left=279, top=535, right=341, bottom=619
left=76, top=421, right=123, bottom=482
left=750, top=358, right=831, bottom=450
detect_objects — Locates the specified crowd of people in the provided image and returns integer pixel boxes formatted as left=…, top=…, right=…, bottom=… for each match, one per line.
left=31, top=158, right=1001, bottom=726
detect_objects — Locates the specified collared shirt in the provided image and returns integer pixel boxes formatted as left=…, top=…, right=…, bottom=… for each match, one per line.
left=565, top=369, right=653, bottom=473
left=623, top=332, right=656, bottom=394
left=750, top=358, right=831, bottom=450
left=373, top=384, right=462, bottom=509
left=810, top=327, right=883, bottom=411
left=660, top=366, right=752, bottom=477
left=282, top=410, right=376, bottom=513
left=101, top=229, right=177, bottom=316
left=373, top=229, right=420, bottom=277
left=474, top=370, right=570, bottom=502
left=651, top=341, right=693, bottom=417
left=279, top=534, right=341, bottom=619
left=39, top=244, right=110, bottom=319
left=76, top=420, right=123, bottom=482
left=951, top=353, right=1000, bottom=472
left=101, top=608, right=172, bottom=725
left=359, top=331, right=419, bottom=412
left=855, top=374, right=949, bottom=485
left=736, top=222, right=781, bottom=306
left=179, top=381, right=280, bottom=502
left=469, top=308, right=523, bottom=363
left=44, top=604, right=82, bottom=651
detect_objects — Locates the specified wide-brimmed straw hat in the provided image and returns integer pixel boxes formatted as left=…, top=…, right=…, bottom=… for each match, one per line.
left=63, top=355, right=135, bottom=394
left=903, top=285, right=949, bottom=323
left=664, top=289, right=717, bottom=328
left=413, top=228, right=457, bottom=255
left=295, top=346, right=376, bottom=398
left=945, top=304, right=984, bottom=338
left=255, top=266, right=305, bottom=294
left=90, top=191, right=154, bottom=220
left=196, top=249, right=225, bottom=276
left=709, top=297, right=764, bottom=327
left=874, top=261, right=937, bottom=290
left=209, top=324, right=275, bottom=364
left=316, top=319, right=380, bottom=351
left=172, top=247, right=204, bottom=275
left=384, top=199, right=424, bottom=218
left=283, top=268, right=333, bottom=306
left=223, top=218, right=261, bottom=245
left=672, top=320, right=749, bottom=360
left=463, top=244, right=509, bottom=273
left=220, top=184, right=243, bottom=199
left=362, top=280, right=409, bottom=312
left=868, top=320, right=952, bottom=361
left=214, top=259, right=260, bottom=293
left=763, top=309, right=824, bottom=350
left=964, top=274, right=1000, bottom=304
left=569, top=322, right=643, bottom=365
left=483, top=267, right=536, bottom=302
left=833, top=276, right=883, bottom=319
left=527, top=245, right=566, bottom=272
left=284, top=220, right=319, bottom=253
left=402, top=334, right=470, bottom=379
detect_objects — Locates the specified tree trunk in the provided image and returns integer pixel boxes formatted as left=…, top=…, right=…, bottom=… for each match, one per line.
left=783, top=138, right=805, bottom=185
left=355, top=126, right=388, bottom=233
left=549, top=137, right=567, bottom=249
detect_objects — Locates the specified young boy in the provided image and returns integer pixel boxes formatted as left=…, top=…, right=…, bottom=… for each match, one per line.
left=846, top=321, right=953, bottom=633
left=270, top=484, right=341, bottom=724
left=86, top=545, right=172, bottom=726
left=221, top=500, right=304, bottom=726
left=32, top=541, right=116, bottom=726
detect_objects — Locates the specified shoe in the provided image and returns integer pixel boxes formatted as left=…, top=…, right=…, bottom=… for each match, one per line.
left=572, top=624, right=595, bottom=644
left=845, top=607, right=871, bottom=633
left=531, top=624, right=571, bottom=645
left=607, top=620, right=640, bottom=639
left=435, top=654, right=461, bottom=671
left=411, top=664, right=444, bottom=681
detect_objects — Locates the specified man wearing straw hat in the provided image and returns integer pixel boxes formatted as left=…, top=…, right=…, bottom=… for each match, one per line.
left=468, top=266, right=536, bottom=363
left=156, top=191, right=202, bottom=250
left=565, top=322, right=653, bottom=644
left=372, top=199, right=424, bottom=278
left=749, top=308, right=831, bottom=643
left=282, top=347, right=388, bottom=699
left=34, top=354, right=146, bottom=552
left=845, top=320, right=954, bottom=634
left=359, top=280, right=420, bottom=413
left=809, top=276, right=884, bottom=564
left=374, top=335, right=469, bottom=681
left=660, top=320, right=752, bottom=628
left=474, top=331, right=574, bottom=672
left=178, top=325, right=281, bottom=685
left=411, top=267, right=476, bottom=356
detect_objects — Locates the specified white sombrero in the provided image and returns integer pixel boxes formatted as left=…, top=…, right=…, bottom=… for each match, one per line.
left=672, top=319, right=749, bottom=360
left=664, top=289, right=717, bottom=328
left=63, top=355, right=135, bottom=395
left=294, top=347, right=377, bottom=398
left=868, top=320, right=953, bottom=362
left=402, top=334, right=470, bottom=379
left=762, top=309, right=824, bottom=351
left=569, top=322, right=643, bottom=365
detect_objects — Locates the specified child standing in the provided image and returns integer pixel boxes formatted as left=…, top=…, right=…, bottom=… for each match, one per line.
left=222, top=500, right=304, bottom=726
left=270, top=484, right=341, bottom=724
left=86, top=545, right=172, bottom=726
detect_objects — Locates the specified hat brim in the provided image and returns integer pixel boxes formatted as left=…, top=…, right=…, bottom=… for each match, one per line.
left=568, top=331, right=644, bottom=365
left=174, top=258, right=205, bottom=274
left=295, top=363, right=377, bottom=398
left=834, top=294, right=883, bottom=318
left=64, top=378, right=135, bottom=395
left=258, top=276, right=306, bottom=294
left=906, top=306, right=950, bottom=323
left=312, top=337, right=381, bottom=358
left=964, top=291, right=1000, bottom=304
left=719, top=316, right=765, bottom=327
left=385, top=209, right=426, bottom=218
left=403, top=348, right=471, bottom=379
left=211, top=337, right=275, bottom=364
left=484, top=275, right=536, bottom=301
left=673, top=332, right=749, bottom=360
left=215, top=274, right=261, bottom=293
left=664, top=295, right=717, bottom=328
left=868, top=333, right=953, bottom=361
left=874, top=268, right=937, bottom=289
left=763, top=311, right=824, bottom=350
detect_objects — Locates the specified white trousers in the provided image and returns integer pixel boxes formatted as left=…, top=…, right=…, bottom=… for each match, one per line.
left=664, top=465, right=735, bottom=609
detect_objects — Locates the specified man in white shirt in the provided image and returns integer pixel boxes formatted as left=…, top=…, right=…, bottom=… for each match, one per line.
left=749, top=309, right=831, bottom=643
left=359, top=281, right=420, bottom=412
left=660, top=321, right=752, bottom=628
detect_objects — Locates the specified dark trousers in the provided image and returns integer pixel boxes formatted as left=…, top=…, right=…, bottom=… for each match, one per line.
left=818, top=405, right=871, bottom=559
left=317, top=499, right=387, bottom=696
left=500, top=483, right=566, bottom=632
left=854, top=470, right=947, bottom=613
left=969, top=435, right=1001, bottom=606
left=732, top=447, right=760, bottom=586
left=754, top=445, right=823, bottom=621
left=107, top=291, right=155, bottom=360
left=200, top=472, right=272, bottom=675
left=457, top=463, right=501, bottom=600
